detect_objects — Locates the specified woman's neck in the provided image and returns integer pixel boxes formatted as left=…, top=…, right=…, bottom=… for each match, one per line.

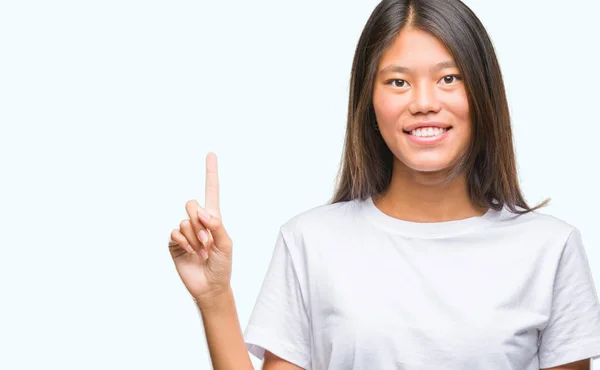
left=373, top=162, right=488, bottom=223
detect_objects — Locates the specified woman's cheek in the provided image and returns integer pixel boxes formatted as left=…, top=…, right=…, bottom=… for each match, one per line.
left=375, top=95, right=408, bottom=127
left=447, top=90, right=470, bottom=120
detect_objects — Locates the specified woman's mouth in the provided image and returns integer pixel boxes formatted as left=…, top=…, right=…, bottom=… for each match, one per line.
left=403, top=126, right=452, bottom=144
left=403, top=126, right=452, bottom=137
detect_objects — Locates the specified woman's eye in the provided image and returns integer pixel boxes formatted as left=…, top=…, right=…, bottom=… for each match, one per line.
left=441, top=75, right=462, bottom=84
left=389, top=79, right=408, bottom=88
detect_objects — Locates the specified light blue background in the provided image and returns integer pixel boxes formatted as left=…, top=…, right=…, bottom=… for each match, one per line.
left=1, top=0, right=598, bottom=369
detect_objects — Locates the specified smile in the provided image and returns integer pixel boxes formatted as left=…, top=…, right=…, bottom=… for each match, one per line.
left=404, top=126, right=452, bottom=137
left=403, top=126, right=453, bottom=144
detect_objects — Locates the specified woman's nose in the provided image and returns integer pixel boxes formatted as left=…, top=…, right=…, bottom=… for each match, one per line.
left=408, top=84, right=442, bottom=115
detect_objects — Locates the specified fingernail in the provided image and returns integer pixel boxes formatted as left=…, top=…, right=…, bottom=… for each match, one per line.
left=199, top=230, right=209, bottom=245
left=197, top=207, right=211, bottom=222
left=199, top=248, right=209, bottom=260
left=186, top=244, right=195, bottom=254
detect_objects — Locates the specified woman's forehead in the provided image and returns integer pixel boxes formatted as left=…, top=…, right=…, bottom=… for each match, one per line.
left=378, top=29, right=456, bottom=72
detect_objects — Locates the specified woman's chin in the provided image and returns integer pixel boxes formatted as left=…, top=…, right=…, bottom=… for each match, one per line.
left=413, top=165, right=450, bottom=173
left=399, top=158, right=455, bottom=173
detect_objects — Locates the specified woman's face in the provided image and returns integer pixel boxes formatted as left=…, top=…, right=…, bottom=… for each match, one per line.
left=372, top=28, right=471, bottom=173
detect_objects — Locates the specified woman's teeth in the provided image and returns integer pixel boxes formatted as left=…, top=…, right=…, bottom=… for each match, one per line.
left=410, top=127, right=449, bottom=137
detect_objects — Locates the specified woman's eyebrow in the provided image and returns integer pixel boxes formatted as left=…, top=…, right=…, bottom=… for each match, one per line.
left=379, top=60, right=457, bottom=74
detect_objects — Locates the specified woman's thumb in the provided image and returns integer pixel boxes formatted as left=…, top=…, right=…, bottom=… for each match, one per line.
left=197, top=207, right=231, bottom=252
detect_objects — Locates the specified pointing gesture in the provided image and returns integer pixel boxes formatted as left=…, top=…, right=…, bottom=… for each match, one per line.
left=204, top=151, right=220, bottom=216
left=169, top=152, right=233, bottom=304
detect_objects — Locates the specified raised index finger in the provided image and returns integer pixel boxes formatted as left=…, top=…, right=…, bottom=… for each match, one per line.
left=205, top=152, right=220, bottom=214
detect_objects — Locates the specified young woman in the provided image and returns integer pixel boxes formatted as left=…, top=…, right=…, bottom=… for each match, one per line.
left=168, top=0, right=600, bottom=369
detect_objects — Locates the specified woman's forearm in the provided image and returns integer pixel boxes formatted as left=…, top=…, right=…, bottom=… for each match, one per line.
left=197, top=287, right=254, bottom=370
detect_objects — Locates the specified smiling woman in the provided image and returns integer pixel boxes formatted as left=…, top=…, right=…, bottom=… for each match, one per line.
left=331, top=0, right=540, bottom=215
left=169, top=0, right=600, bottom=369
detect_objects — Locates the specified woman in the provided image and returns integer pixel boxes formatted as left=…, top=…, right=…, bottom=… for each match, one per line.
left=168, top=0, right=600, bottom=369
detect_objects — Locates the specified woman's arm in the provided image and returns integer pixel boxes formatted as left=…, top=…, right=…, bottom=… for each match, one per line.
left=263, top=351, right=306, bottom=370
left=540, top=358, right=590, bottom=370
left=199, top=287, right=305, bottom=370
left=197, top=286, right=254, bottom=370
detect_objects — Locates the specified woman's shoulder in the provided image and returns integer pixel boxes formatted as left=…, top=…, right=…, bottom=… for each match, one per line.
left=497, top=203, right=579, bottom=241
left=279, top=198, right=363, bottom=237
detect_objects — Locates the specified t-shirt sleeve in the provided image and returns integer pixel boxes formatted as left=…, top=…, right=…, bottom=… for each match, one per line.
left=538, top=228, right=600, bottom=368
left=243, top=227, right=311, bottom=369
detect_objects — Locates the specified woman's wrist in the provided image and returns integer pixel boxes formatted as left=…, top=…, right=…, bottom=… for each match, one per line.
left=193, top=285, right=233, bottom=313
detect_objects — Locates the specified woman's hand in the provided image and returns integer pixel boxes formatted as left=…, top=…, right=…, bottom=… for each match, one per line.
left=168, top=152, right=233, bottom=306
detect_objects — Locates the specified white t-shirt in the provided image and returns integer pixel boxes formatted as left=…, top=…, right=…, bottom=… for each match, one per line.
left=243, top=196, right=600, bottom=369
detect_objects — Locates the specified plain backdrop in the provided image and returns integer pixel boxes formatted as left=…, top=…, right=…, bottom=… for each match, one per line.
left=1, top=0, right=599, bottom=369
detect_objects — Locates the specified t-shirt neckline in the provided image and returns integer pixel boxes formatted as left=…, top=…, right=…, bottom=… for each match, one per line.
left=361, top=195, right=500, bottom=238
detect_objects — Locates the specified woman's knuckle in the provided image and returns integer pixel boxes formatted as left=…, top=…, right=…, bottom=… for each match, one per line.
left=180, top=219, right=190, bottom=229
